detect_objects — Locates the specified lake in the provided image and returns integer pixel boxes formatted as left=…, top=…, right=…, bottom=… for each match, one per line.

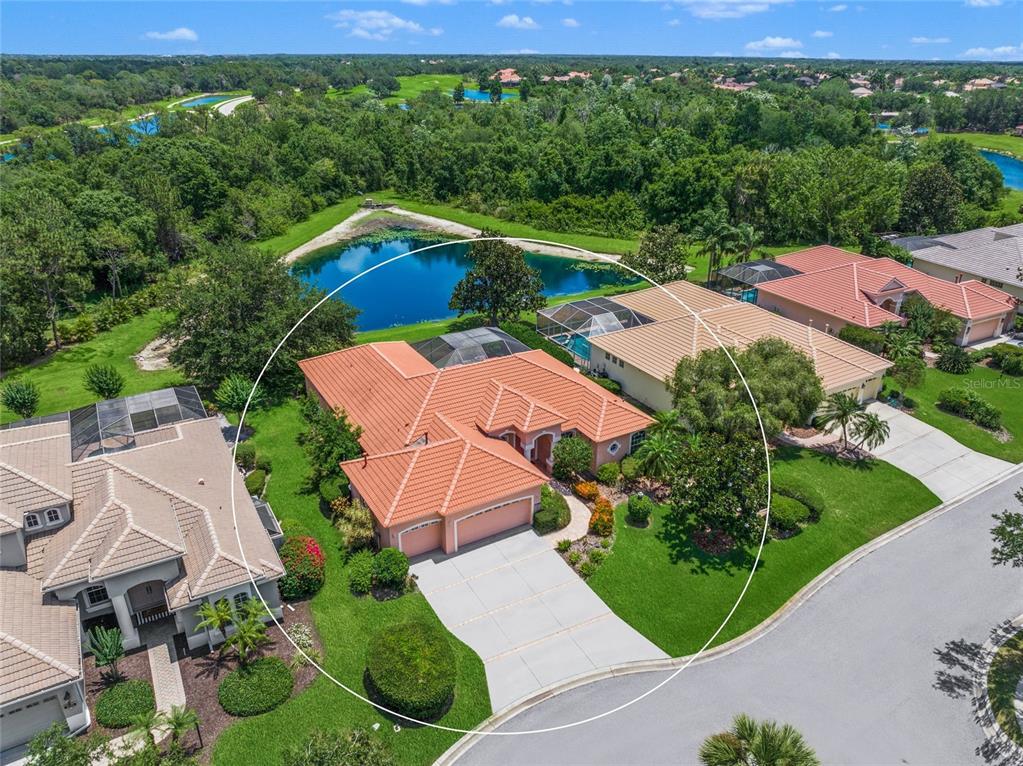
left=292, top=237, right=636, bottom=331
left=980, top=149, right=1023, bottom=190
left=180, top=95, right=232, bottom=108
left=460, top=88, right=515, bottom=102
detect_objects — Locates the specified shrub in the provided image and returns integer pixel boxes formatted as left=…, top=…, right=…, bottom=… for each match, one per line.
left=83, top=364, right=126, bottom=400
left=284, top=729, right=396, bottom=766
left=588, top=548, right=606, bottom=565
left=620, top=456, right=640, bottom=481
left=286, top=622, right=322, bottom=668
left=365, top=621, right=455, bottom=720
left=936, top=345, right=972, bottom=374
left=567, top=550, right=582, bottom=565
left=372, top=547, right=409, bottom=589
left=600, top=537, right=612, bottom=549
left=972, top=400, right=1002, bottom=430
left=280, top=518, right=311, bottom=540
left=589, top=496, right=614, bottom=537
left=556, top=539, right=572, bottom=553
left=595, top=461, right=621, bottom=486
left=578, top=561, right=598, bottom=578
left=279, top=536, right=326, bottom=599
left=989, top=343, right=1023, bottom=375
left=234, top=442, right=257, bottom=471
left=769, top=494, right=811, bottom=532
left=254, top=455, right=273, bottom=473
left=1, top=380, right=40, bottom=420
left=533, top=485, right=571, bottom=534
left=936, top=387, right=1002, bottom=430
left=95, top=680, right=155, bottom=728
left=348, top=550, right=374, bottom=595
left=573, top=481, right=600, bottom=502
left=552, top=436, right=593, bottom=481
left=218, top=657, right=294, bottom=716
left=837, top=325, right=886, bottom=355
left=244, top=469, right=267, bottom=497
left=771, top=477, right=825, bottom=520
left=319, top=475, right=349, bottom=506
left=587, top=375, right=622, bottom=395
left=332, top=497, right=375, bottom=554
left=627, top=494, right=655, bottom=526
left=60, top=314, right=97, bottom=344
left=498, top=321, right=574, bottom=366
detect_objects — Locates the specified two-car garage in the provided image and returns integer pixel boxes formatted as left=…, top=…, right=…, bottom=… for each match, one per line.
left=392, top=496, right=536, bottom=558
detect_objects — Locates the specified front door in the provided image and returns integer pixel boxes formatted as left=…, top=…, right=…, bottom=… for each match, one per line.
left=532, top=434, right=553, bottom=473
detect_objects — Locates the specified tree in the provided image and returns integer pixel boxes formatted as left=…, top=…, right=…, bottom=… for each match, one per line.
left=699, top=714, right=819, bottom=766
left=164, top=705, right=199, bottom=748
left=453, top=82, right=464, bottom=104
left=690, top=207, right=738, bottom=287
left=86, top=625, right=125, bottom=681
left=815, top=393, right=863, bottom=450
left=283, top=728, right=396, bottom=766
left=215, top=374, right=266, bottom=419
left=2, top=380, right=41, bottom=419
left=551, top=435, right=593, bottom=481
left=448, top=232, right=545, bottom=326
left=852, top=411, right=890, bottom=452
left=670, top=433, right=768, bottom=550
left=225, top=615, right=271, bottom=666
left=633, top=430, right=682, bottom=481
left=194, top=598, right=233, bottom=639
left=27, top=722, right=108, bottom=766
left=91, top=221, right=143, bottom=298
left=888, top=355, right=926, bottom=401
left=900, top=162, right=963, bottom=234
left=129, top=708, right=167, bottom=751
left=732, top=223, right=764, bottom=264
left=991, top=488, right=1023, bottom=568
left=299, top=396, right=363, bottom=488
left=883, top=330, right=922, bottom=361
left=83, top=364, right=126, bottom=401
left=620, top=224, right=691, bottom=285
left=167, top=244, right=358, bottom=394
left=490, top=81, right=504, bottom=104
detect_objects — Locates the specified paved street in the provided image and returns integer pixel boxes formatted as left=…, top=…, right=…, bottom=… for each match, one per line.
left=455, top=467, right=1023, bottom=766
left=410, top=529, right=665, bottom=711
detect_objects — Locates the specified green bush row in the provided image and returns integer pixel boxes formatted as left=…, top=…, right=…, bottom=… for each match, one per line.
left=95, top=680, right=155, bottom=728
left=533, top=485, right=571, bottom=535
left=936, top=387, right=1002, bottom=430
left=218, top=657, right=294, bottom=716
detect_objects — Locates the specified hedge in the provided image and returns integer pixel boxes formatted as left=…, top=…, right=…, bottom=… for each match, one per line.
left=498, top=320, right=574, bottom=367
left=990, top=343, right=1023, bottom=376
left=244, top=469, right=267, bottom=497
left=837, top=325, right=886, bottom=355
left=348, top=550, right=374, bottom=595
left=372, top=547, right=409, bottom=589
left=218, top=657, right=294, bottom=716
left=587, top=375, right=622, bottom=395
left=595, top=461, right=621, bottom=486
left=95, top=680, right=155, bottom=728
left=318, top=474, right=349, bottom=506
left=936, top=387, right=1002, bottom=430
left=769, top=494, right=811, bottom=532
left=365, top=621, right=456, bottom=720
left=279, top=536, right=326, bottom=599
left=533, top=485, right=571, bottom=534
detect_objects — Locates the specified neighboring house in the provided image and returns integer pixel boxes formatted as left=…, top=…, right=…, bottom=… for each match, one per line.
left=491, top=68, right=521, bottom=87
left=0, top=570, right=89, bottom=755
left=299, top=332, right=651, bottom=557
left=545, top=281, right=890, bottom=414
left=754, top=245, right=1017, bottom=345
left=892, top=224, right=1023, bottom=313
left=850, top=86, right=874, bottom=98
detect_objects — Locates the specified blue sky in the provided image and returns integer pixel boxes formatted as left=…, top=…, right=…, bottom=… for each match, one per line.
left=4, top=1, right=1021, bottom=61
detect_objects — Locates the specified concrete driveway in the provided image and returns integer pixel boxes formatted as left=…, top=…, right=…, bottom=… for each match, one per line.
left=410, top=529, right=666, bottom=712
left=866, top=401, right=1014, bottom=500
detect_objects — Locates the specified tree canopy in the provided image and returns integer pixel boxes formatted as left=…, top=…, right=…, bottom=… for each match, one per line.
left=449, top=232, right=546, bottom=326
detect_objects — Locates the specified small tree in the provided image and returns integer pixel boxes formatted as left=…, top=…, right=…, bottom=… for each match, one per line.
left=194, top=598, right=234, bottom=639
left=225, top=616, right=271, bottom=666
left=889, top=356, right=926, bottom=402
left=633, top=430, right=681, bottom=482
left=453, top=82, right=465, bottom=103
left=551, top=435, right=593, bottom=481
left=129, top=708, right=167, bottom=751
left=299, top=397, right=363, bottom=489
left=489, top=81, right=504, bottom=104
left=448, top=232, right=545, bottom=326
left=83, top=364, right=125, bottom=400
left=815, top=393, right=862, bottom=450
left=216, top=374, right=266, bottom=419
left=852, top=412, right=890, bottom=453
left=87, top=625, right=125, bottom=681
left=620, top=224, right=690, bottom=285
left=27, top=723, right=109, bottom=766
left=699, top=713, right=819, bottom=766
left=991, top=488, right=1023, bottom=568
left=165, top=704, right=199, bottom=748
left=1, top=380, right=40, bottom=419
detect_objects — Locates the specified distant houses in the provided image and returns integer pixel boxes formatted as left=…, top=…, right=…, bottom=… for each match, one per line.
left=540, top=71, right=591, bottom=83
left=491, top=68, right=521, bottom=87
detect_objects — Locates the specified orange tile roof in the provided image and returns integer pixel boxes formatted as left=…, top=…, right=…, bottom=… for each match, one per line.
left=761, top=248, right=1017, bottom=325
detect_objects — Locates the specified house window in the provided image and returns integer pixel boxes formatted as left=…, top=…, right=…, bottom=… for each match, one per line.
left=85, top=585, right=110, bottom=607
left=24, top=513, right=40, bottom=529
left=233, top=592, right=249, bottom=611
left=630, top=431, right=646, bottom=452
left=619, top=359, right=625, bottom=368
left=45, top=508, right=62, bottom=524
left=607, top=441, right=621, bottom=456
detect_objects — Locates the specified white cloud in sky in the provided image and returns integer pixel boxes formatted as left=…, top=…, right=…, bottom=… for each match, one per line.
left=497, top=14, right=541, bottom=29
left=911, top=36, right=950, bottom=44
left=144, top=27, right=198, bottom=41
left=674, top=0, right=792, bottom=20
left=825, top=51, right=841, bottom=58
left=327, top=10, right=442, bottom=40
left=812, top=30, right=833, bottom=38
left=778, top=50, right=806, bottom=58
left=745, top=35, right=802, bottom=51
left=668, top=18, right=682, bottom=26
left=965, top=0, right=1002, bottom=6
left=562, top=17, right=580, bottom=27
left=960, top=40, right=1022, bottom=58
left=829, top=4, right=848, bottom=11
left=400, top=0, right=454, bottom=5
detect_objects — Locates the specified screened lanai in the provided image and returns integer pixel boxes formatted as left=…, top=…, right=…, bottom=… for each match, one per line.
left=412, top=327, right=530, bottom=369
left=536, top=297, right=654, bottom=365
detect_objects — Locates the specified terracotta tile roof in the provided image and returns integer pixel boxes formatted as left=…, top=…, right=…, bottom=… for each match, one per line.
left=0, top=571, right=81, bottom=705
left=341, top=414, right=547, bottom=527
left=762, top=248, right=1018, bottom=324
left=591, top=286, right=891, bottom=393
left=0, top=425, right=73, bottom=532
left=476, top=380, right=565, bottom=435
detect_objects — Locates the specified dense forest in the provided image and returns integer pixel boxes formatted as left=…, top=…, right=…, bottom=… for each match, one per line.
left=1, top=54, right=1021, bottom=368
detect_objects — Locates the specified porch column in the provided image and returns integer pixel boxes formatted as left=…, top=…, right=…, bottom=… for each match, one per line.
left=110, top=593, right=141, bottom=650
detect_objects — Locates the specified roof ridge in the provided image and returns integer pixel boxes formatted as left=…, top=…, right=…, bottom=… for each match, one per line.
left=480, top=380, right=505, bottom=431
left=341, top=436, right=461, bottom=464
left=0, top=430, right=69, bottom=449
left=42, top=470, right=118, bottom=589
left=404, top=369, right=442, bottom=445
left=384, top=446, right=423, bottom=526
left=0, top=460, right=73, bottom=503
left=0, top=630, right=79, bottom=680
left=439, top=441, right=472, bottom=515
left=459, top=432, right=548, bottom=480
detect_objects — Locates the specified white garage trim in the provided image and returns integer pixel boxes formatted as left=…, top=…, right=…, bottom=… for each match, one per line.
left=452, top=495, right=535, bottom=551
left=396, top=518, right=441, bottom=553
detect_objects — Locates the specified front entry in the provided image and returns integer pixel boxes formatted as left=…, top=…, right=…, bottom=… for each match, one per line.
left=532, top=434, right=553, bottom=474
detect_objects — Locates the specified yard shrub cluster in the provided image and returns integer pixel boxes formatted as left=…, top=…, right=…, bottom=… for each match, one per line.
left=552, top=435, right=593, bottom=481
left=626, top=494, right=655, bottom=526
left=935, top=345, right=973, bottom=375
left=769, top=494, right=812, bottom=534
left=234, top=442, right=257, bottom=471
left=278, top=535, right=326, bottom=599
left=347, top=549, right=374, bottom=595
left=331, top=496, right=374, bottom=554
left=596, top=460, right=621, bottom=486
left=837, top=325, right=886, bottom=355
left=365, top=621, right=456, bottom=720
left=371, top=547, right=410, bottom=589
left=244, top=468, right=267, bottom=497
left=620, top=456, right=640, bottom=482
left=533, top=485, right=571, bottom=535
left=318, top=474, right=350, bottom=506
left=990, top=343, right=1023, bottom=376
left=936, top=387, right=1002, bottom=430
left=95, top=680, right=155, bottom=728
left=589, top=496, right=615, bottom=537
left=218, top=657, right=294, bottom=716
left=573, top=481, right=600, bottom=502
left=587, top=375, right=623, bottom=395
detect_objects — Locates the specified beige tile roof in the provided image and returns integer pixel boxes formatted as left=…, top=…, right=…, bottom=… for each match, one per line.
left=611, top=280, right=736, bottom=321
left=0, top=571, right=81, bottom=705
left=0, top=424, right=73, bottom=533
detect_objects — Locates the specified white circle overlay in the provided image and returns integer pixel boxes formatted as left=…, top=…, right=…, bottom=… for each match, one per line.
left=229, top=236, right=773, bottom=738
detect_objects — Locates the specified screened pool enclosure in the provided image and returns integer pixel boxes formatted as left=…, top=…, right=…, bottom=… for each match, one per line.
left=536, top=297, right=654, bottom=366
left=412, top=327, right=530, bottom=369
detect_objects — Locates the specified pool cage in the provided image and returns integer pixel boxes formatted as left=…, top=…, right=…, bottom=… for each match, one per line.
left=412, top=327, right=530, bottom=369
left=536, top=297, right=654, bottom=367
left=716, top=260, right=801, bottom=304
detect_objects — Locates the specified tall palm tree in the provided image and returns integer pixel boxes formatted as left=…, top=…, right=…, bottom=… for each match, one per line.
left=225, top=616, right=271, bottom=666
left=165, top=705, right=199, bottom=747
left=633, top=430, right=681, bottom=482
left=852, top=412, right=891, bottom=453
left=195, top=598, right=233, bottom=636
left=699, top=713, right=819, bottom=766
left=883, top=331, right=922, bottom=361
left=691, top=208, right=738, bottom=287
left=816, top=393, right=862, bottom=449
left=129, top=708, right=167, bottom=751
left=732, top=223, right=764, bottom=264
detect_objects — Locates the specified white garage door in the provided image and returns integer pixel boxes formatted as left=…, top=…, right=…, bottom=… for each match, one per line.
left=0, top=694, right=64, bottom=750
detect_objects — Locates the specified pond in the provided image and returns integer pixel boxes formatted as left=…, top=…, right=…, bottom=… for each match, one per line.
left=981, top=149, right=1023, bottom=191
left=292, top=236, right=636, bottom=331
left=180, top=95, right=232, bottom=108
left=460, top=88, right=515, bottom=102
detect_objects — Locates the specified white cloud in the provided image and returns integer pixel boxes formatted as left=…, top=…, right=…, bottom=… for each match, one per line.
left=400, top=0, right=454, bottom=5
left=668, top=17, right=682, bottom=25
left=965, top=0, right=1002, bottom=6
left=778, top=50, right=805, bottom=58
left=562, top=17, right=580, bottom=27
left=144, top=27, right=198, bottom=41
left=960, top=41, right=1022, bottom=58
left=503, top=48, right=540, bottom=54
left=911, top=36, right=950, bottom=44
left=829, top=3, right=848, bottom=11
left=327, top=10, right=442, bottom=40
left=745, top=35, right=802, bottom=51
left=812, top=30, right=832, bottom=38
left=825, top=51, right=841, bottom=58
left=497, top=14, right=541, bottom=29
left=674, top=0, right=791, bottom=20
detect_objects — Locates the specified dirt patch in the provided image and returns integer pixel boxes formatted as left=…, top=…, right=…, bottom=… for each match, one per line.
left=134, top=336, right=176, bottom=371
left=692, top=527, right=735, bottom=556
left=84, top=647, right=153, bottom=738
left=786, top=425, right=821, bottom=439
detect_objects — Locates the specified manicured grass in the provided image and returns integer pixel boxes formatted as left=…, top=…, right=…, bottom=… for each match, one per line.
left=934, top=132, right=1023, bottom=160
left=988, top=630, right=1023, bottom=747
left=894, top=364, right=1023, bottom=463
left=586, top=446, right=939, bottom=657
left=327, top=75, right=518, bottom=105
left=211, top=400, right=490, bottom=766
left=257, top=196, right=363, bottom=257
left=999, top=188, right=1023, bottom=218
left=0, top=311, right=182, bottom=424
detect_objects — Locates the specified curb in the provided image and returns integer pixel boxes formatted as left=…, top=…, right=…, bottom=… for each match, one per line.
left=436, top=462, right=1023, bottom=766
left=972, top=614, right=1023, bottom=761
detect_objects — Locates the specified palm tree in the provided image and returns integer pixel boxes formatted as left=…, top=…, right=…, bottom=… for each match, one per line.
left=732, top=223, right=764, bottom=264
left=816, top=393, right=862, bottom=450
left=852, top=412, right=890, bottom=453
left=194, top=598, right=233, bottom=638
left=129, top=708, right=167, bottom=751
left=883, top=331, right=922, bottom=361
left=165, top=705, right=199, bottom=748
left=239, top=596, right=269, bottom=623
left=648, top=409, right=682, bottom=437
left=691, top=208, right=738, bottom=287
left=225, top=616, right=271, bottom=666
left=87, top=625, right=125, bottom=682
left=699, top=713, right=819, bottom=766
left=633, top=430, right=681, bottom=482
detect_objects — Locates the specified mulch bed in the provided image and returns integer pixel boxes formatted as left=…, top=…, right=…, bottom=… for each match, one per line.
left=692, top=528, right=735, bottom=556
left=83, top=646, right=153, bottom=737
left=786, top=425, right=821, bottom=439
left=177, top=600, right=322, bottom=763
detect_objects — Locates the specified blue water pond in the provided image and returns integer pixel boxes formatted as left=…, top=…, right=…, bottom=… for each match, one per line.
left=460, top=88, right=515, bottom=102
left=980, top=149, right=1023, bottom=191
left=180, top=95, right=231, bottom=108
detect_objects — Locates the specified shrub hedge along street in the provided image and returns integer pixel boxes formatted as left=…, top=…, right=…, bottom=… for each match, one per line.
left=533, top=485, right=571, bottom=534
left=218, top=657, right=294, bottom=716
left=95, top=680, right=155, bottom=728
left=279, top=535, right=326, bottom=599
left=365, top=621, right=456, bottom=720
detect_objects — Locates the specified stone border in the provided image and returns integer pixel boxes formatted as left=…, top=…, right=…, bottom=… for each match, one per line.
left=973, top=614, right=1023, bottom=764
left=436, top=462, right=1023, bottom=765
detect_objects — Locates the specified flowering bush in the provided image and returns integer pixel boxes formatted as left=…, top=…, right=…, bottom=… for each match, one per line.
left=574, top=481, right=600, bottom=502
left=279, top=536, right=325, bottom=599
left=589, top=496, right=614, bottom=537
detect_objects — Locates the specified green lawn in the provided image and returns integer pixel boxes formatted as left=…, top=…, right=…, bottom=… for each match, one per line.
left=894, top=364, right=1023, bottom=463
left=0, top=311, right=182, bottom=424
left=988, top=630, right=1023, bottom=747
left=326, top=75, right=517, bottom=106
left=586, top=446, right=940, bottom=657
left=211, top=401, right=490, bottom=766
left=258, top=196, right=364, bottom=257
left=934, top=131, right=1023, bottom=160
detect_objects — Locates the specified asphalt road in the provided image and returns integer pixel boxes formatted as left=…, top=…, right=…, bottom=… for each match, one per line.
left=455, top=468, right=1023, bottom=766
